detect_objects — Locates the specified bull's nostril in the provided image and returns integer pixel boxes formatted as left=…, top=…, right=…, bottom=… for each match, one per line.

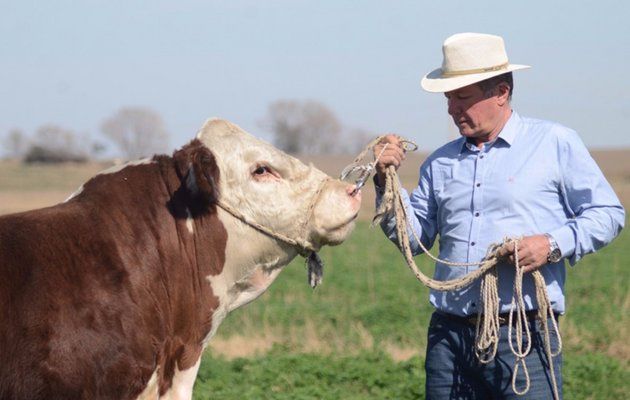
left=347, top=186, right=363, bottom=199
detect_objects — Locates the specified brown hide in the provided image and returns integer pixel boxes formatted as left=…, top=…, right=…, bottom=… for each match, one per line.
left=0, top=140, right=226, bottom=399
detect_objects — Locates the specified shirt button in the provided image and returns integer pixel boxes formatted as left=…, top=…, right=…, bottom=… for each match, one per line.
left=471, top=242, right=476, bottom=246
left=476, top=183, right=481, bottom=187
left=480, top=155, right=485, bottom=159
left=475, top=212, right=480, bottom=217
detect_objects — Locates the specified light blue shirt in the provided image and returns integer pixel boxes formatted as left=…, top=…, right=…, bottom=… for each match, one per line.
left=377, top=111, right=625, bottom=316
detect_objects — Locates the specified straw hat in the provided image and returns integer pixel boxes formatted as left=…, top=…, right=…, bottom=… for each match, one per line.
left=421, top=33, right=530, bottom=93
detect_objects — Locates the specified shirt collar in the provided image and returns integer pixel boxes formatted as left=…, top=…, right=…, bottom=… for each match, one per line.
left=497, top=110, right=520, bottom=146
left=461, top=110, right=521, bottom=152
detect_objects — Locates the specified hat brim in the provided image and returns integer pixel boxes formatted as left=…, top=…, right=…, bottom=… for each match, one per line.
left=420, top=64, right=531, bottom=93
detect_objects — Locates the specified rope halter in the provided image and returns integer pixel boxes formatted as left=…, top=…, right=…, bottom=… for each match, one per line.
left=215, top=176, right=332, bottom=288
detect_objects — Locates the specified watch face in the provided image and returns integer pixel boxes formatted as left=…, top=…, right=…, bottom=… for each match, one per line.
left=549, top=248, right=562, bottom=263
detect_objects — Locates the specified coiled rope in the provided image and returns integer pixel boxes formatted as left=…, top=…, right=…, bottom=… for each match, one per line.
left=348, top=136, right=562, bottom=399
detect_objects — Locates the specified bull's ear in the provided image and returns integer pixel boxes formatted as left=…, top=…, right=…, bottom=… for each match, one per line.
left=174, top=140, right=219, bottom=209
left=173, top=139, right=220, bottom=210
left=185, top=145, right=220, bottom=206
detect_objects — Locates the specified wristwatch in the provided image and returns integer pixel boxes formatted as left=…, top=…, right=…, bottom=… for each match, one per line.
left=544, top=233, right=562, bottom=263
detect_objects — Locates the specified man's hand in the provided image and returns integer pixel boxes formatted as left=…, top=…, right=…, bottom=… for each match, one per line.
left=496, top=234, right=550, bottom=273
left=373, top=135, right=406, bottom=186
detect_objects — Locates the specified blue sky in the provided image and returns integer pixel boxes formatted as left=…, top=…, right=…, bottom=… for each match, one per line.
left=1, top=0, right=629, bottom=155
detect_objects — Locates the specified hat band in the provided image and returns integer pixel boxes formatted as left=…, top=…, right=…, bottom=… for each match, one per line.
left=441, top=62, right=509, bottom=77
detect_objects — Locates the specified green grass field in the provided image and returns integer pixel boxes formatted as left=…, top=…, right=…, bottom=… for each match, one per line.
left=1, top=160, right=628, bottom=399
left=196, top=221, right=630, bottom=399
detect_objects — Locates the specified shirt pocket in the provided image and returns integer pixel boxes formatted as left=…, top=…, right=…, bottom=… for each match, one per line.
left=431, top=160, right=454, bottom=194
left=494, top=162, right=559, bottom=214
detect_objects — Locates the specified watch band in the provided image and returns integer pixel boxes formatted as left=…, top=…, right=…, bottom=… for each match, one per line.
left=544, top=233, right=562, bottom=263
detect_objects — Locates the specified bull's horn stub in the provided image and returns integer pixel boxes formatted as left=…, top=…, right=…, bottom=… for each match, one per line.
left=197, top=117, right=243, bottom=140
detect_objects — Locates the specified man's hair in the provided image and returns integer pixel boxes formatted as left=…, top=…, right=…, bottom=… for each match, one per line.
left=476, top=72, right=513, bottom=100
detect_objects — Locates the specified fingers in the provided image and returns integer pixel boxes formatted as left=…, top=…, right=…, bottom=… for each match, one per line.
left=517, top=255, right=542, bottom=273
left=521, top=264, right=539, bottom=274
left=497, top=242, right=514, bottom=258
left=500, top=235, right=549, bottom=273
left=373, top=134, right=406, bottom=174
left=378, top=134, right=401, bottom=147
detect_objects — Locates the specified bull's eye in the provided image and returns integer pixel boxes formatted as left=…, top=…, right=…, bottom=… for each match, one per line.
left=253, top=166, right=270, bottom=175
left=252, top=163, right=280, bottom=181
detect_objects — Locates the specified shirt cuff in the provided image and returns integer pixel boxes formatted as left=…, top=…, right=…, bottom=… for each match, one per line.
left=373, top=174, right=385, bottom=195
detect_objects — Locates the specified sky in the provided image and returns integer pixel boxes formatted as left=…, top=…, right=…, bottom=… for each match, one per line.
left=1, top=0, right=629, bottom=157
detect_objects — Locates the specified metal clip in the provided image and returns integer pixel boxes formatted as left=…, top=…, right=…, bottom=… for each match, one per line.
left=340, top=163, right=373, bottom=193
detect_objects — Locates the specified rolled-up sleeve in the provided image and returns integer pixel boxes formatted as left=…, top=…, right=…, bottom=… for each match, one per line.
left=550, top=128, right=625, bottom=265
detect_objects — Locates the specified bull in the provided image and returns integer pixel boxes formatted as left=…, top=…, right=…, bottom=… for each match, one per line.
left=0, top=118, right=361, bottom=399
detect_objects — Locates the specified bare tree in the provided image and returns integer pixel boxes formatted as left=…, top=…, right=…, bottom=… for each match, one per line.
left=264, top=100, right=342, bottom=155
left=4, top=128, right=27, bottom=160
left=101, top=107, right=169, bottom=160
left=24, top=125, right=88, bottom=163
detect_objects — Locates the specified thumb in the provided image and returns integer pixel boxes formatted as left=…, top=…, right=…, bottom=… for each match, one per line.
left=496, top=242, right=515, bottom=258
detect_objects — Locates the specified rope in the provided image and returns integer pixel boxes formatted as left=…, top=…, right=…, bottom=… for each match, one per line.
left=216, top=177, right=331, bottom=257
left=217, top=200, right=314, bottom=255
left=216, top=119, right=328, bottom=257
left=360, top=136, right=562, bottom=399
left=301, top=177, right=331, bottom=234
left=216, top=120, right=333, bottom=288
left=216, top=177, right=332, bottom=288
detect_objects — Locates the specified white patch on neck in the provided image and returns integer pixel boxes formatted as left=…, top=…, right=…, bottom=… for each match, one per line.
left=226, top=261, right=282, bottom=312
left=160, top=357, right=202, bottom=400
left=185, top=208, right=194, bottom=234
left=201, top=209, right=297, bottom=348
left=202, top=257, right=284, bottom=345
left=135, top=368, right=159, bottom=400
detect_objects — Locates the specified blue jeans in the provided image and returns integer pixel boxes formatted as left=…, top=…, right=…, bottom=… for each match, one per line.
left=425, top=311, right=562, bottom=399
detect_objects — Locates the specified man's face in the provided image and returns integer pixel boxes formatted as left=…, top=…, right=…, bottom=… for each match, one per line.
left=445, top=83, right=503, bottom=142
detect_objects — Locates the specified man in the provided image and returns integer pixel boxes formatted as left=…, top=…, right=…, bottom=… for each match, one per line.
left=374, top=32, right=624, bottom=399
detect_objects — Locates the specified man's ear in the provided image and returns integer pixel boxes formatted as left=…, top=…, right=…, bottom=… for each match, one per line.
left=183, top=144, right=220, bottom=206
left=496, top=82, right=511, bottom=106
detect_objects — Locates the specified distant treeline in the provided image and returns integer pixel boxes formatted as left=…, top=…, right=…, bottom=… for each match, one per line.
left=4, top=100, right=373, bottom=164
left=3, top=107, right=169, bottom=164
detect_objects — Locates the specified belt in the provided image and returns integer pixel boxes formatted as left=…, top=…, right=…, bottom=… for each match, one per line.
left=436, top=310, right=560, bottom=327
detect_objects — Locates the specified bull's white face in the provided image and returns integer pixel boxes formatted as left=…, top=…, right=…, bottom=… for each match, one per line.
left=196, top=118, right=361, bottom=253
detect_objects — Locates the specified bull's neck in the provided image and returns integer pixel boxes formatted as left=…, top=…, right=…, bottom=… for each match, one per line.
left=208, top=209, right=299, bottom=314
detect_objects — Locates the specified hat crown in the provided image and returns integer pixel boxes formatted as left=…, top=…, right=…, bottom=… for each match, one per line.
left=441, top=33, right=509, bottom=74
left=421, top=32, right=529, bottom=93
